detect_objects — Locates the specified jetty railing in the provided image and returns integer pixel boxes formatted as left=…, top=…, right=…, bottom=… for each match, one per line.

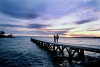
left=31, top=38, right=100, bottom=60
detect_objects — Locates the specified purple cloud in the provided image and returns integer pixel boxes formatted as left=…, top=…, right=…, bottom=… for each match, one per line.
left=0, top=0, right=100, bottom=36
left=76, top=18, right=98, bottom=24
left=0, top=0, right=46, bottom=19
left=0, top=24, right=22, bottom=27
left=27, top=24, right=50, bottom=29
left=0, top=24, right=50, bottom=29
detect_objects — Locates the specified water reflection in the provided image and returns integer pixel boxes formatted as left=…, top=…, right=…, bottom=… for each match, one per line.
left=52, top=56, right=70, bottom=67
left=51, top=54, right=100, bottom=67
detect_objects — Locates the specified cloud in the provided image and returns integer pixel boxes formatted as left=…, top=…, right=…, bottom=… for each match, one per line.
left=69, top=34, right=94, bottom=37
left=53, top=31, right=66, bottom=35
left=87, top=28, right=100, bottom=31
left=76, top=17, right=98, bottom=24
left=45, top=28, right=75, bottom=35
left=0, top=0, right=100, bottom=37
left=69, top=31, right=100, bottom=37
left=0, top=23, right=50, bottom=29
left=0, top=0, right=46, bottom=19
left=27, top=24, right=50, bottom=29
left=29, top=31, right=51, bottom=35
left=0, top=0, right=97, bottom=19
left=0, top=24, right=22, bottom=27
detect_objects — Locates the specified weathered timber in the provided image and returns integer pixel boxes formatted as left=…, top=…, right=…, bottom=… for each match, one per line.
left=31, top=38, right=100, bottom=60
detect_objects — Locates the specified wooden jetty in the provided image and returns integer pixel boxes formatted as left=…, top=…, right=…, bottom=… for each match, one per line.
left=31, top=38, right=100, bottom=60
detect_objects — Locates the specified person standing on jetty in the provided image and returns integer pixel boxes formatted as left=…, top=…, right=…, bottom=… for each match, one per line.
left=54, top=34, right=59, bottom=43
left=56, top=34, right=59, bottom=42
left=54, top=35, right=56, bottom=42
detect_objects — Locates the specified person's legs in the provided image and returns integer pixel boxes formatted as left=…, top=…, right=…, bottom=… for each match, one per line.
left=54, top=38, right=55, bottom=42
left=55, top=38, right=56, bottom=43
left=57, top=38, right=58, bottom=42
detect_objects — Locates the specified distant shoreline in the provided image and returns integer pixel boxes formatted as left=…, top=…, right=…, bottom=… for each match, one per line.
left=11, top=36, right=100, bottom=39
left=66, top=37, right=100, bottom=38
left=0, top=36, right=15, bottom=38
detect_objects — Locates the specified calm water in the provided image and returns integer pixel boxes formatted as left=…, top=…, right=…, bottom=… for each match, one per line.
left=0, top=36, right=100, bottom=67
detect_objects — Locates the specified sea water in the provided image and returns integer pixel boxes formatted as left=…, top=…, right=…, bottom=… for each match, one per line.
left=0, top=36, right=100, bottom=67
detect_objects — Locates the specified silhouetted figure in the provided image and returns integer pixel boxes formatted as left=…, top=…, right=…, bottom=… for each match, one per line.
left=54, top=34, right=59, bottom=43
left=56, top=34, right=59, bottom=42
left=54, top=35, right=56, bottom=42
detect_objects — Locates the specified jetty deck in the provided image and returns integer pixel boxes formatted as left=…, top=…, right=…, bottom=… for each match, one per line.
left=31, top=38, right=100, bottom=60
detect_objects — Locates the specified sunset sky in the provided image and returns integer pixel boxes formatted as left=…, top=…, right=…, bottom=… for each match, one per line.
left=0, top=0, right=100, bottom=37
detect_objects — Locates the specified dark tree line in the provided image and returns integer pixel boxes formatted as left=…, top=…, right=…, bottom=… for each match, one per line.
left=0, top=31, right=5, bottom=36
